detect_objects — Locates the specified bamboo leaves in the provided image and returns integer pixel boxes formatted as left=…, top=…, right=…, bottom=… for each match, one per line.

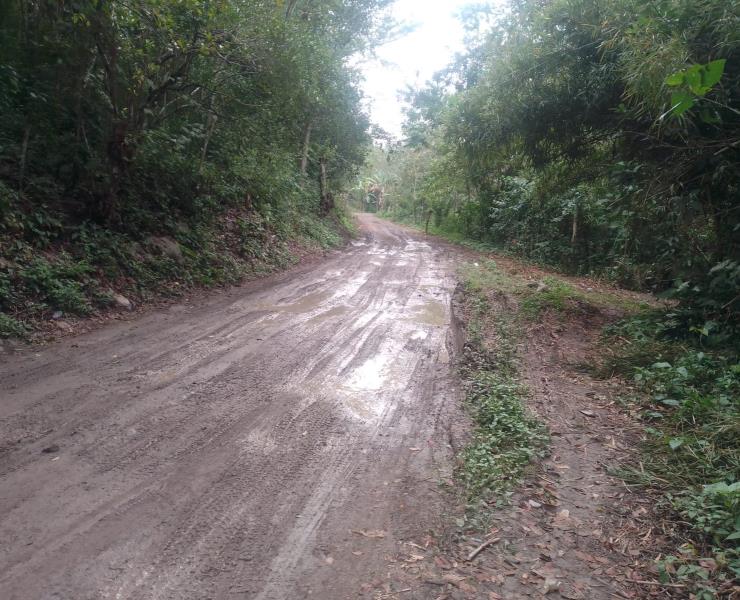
left=664, top=59, right=726, bottom=118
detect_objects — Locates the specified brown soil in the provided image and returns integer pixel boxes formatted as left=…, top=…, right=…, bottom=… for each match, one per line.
left=0, top=215, right=665, bottom=599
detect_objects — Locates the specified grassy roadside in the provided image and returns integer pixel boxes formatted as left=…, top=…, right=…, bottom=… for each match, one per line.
left=454, top=256, right=630, bottom=506
left=0, top=205, right=352, bottom=339
left=457, top=265, right=548, bottom=509
left=451, top=251, right=738, bottom=597
left=598, top=316, right=739, bottom=597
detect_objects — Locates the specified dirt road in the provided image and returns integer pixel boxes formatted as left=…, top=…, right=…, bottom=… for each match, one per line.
left=0, top=214, right=465, bottom=600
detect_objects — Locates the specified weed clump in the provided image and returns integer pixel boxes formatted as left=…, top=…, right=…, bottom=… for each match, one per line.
left=461, top=371, right=547, bottom=502
left=602, top=314, right=739, bottom=596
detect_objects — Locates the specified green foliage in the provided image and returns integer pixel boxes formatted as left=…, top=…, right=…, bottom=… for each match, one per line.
left=379, top=0, right=739, bottom=333
left=664, top=59, right=727, bottom=117
left=661, top=260, right=740, bottom=346
left=602, top=313, right=739, bottom=594
left=673, top=482, right=740, bottom=546
left=0, top=312, right=27, bottom=338
left=0, top=0, right=389, bottom=334
left=633, top=353, right=739, bottom=486
left=462, top=371, right=548, bottom=502
left=19, top=255, right=93, bottom=315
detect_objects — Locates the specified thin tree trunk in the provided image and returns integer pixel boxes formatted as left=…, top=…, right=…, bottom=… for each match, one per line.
left=412, top=154, right=418, bottom=221
left=199, top=112, right=217, bottom=173
left=300, top=120, right=312, bottom=176
left=319, top=158, right=327, bottom=196
left=18, top=125, right=30, bottom=194
left=319, top=157, right=333, bottom=214
left=571, top=204, right=578, bottom=245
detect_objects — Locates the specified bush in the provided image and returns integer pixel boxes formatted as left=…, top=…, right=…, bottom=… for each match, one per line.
left=20, top=255, right=93, bottom=315
left=606, top=313, right=739, bottom=594
left=0, top=312, right=26, bottom=338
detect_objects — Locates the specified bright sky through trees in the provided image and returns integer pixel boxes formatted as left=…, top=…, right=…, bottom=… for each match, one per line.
left=362, top=0, right=491, bottom=137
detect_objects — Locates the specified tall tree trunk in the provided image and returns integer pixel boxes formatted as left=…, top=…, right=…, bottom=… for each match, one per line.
left=103, top=119, right=128, bottom=224
left=300, top=120, right=312, bottom=176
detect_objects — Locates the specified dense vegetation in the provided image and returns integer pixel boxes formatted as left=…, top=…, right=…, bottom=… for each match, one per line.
left=373, top=0, right=738, bottom=333
left=363, top=0, right=739, bottom=595
left=0, top=0, right=388, bottom=336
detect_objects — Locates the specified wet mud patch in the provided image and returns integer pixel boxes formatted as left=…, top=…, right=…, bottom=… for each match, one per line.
left=308, top=304, right=350, bottom=324
left=256, top=290, right=333, bottom=314
left=410, top=300, right=447, bottom=326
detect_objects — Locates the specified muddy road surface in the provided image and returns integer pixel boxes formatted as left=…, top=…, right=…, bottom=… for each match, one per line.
left=0, top=215, right=465, bottom=600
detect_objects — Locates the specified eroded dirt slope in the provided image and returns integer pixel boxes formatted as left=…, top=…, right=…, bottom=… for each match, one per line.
left=0, top=214, right=467, bottom=600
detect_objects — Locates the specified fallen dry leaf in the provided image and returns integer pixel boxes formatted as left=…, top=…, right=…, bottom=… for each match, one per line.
left=404, top=554, right=425, bottom=563
left=542, top=577, right=560, bottom=594
left=351, top=529, right=386, bottom=539
left=442, top=573, right=466, bottom=585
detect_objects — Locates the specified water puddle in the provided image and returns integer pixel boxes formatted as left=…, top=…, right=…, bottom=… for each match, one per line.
left=410, top=301, right=447, bottom=326
left=344, top=355, right=388, bottom=391
left=256, top=291, right=332, bottom=314
left=308, top=305, right=350, bottom=324
left=335, top=354, right=396, bottom=419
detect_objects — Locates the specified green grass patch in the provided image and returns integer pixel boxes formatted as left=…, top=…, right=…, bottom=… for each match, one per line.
left=519, top=276, right=578, bottom=318
left=460, top=259, right=524, bottom=296
left=0, top=312, right=27, bottom=338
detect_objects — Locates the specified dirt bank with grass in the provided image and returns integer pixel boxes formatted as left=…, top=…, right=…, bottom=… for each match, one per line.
left=0, top=205, right=353, bottom=343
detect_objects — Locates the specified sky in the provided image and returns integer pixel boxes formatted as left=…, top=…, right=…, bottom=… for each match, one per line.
left=360, top=0, right=491, bottom=138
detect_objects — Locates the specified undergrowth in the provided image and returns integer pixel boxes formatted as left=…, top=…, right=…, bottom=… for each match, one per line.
left=400, top=223, right=739, bottom=596
left=601, top=314, right=739, bottom=598
left=0, top=201, right=351, bottom=338
left=459, top=268, right=548, bottom=510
